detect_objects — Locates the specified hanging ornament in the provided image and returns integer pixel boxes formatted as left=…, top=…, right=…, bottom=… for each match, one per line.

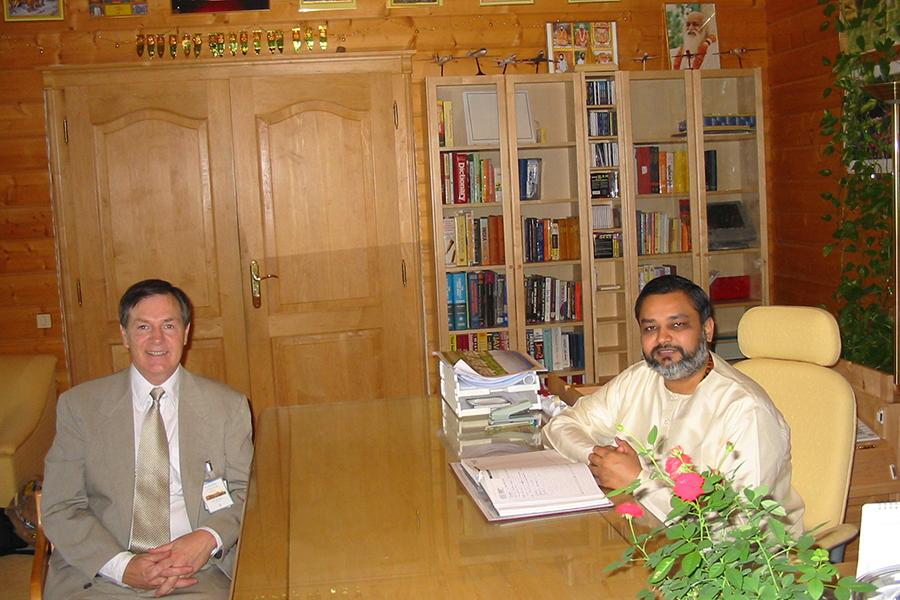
left=318, top=24, right=327, bottom=51
left=216, top=32, right=225, bottom=57
left=168, top=34, right=177, bottom=59
left=146, top=34, right=156, bottom=58
left=155, top=34, right=165, bottom=58
left=182, top=33, right=192, bottom=58
left=305, top=27, right=314, bottom=51
left=292, top=27, right=302, bottom=53
left=276, top=30, right=284, bottom=54
left=193, top=33, right=202, bottom=58
left=208, top=33, right=219, bottom=57
left=228, top=32, right=238, bottom=56
left=253, top=30, right=262, bottom=55
left=136, top=33, right=145, bottom=57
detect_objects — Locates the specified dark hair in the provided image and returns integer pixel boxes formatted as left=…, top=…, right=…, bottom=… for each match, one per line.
left=634, top=275, right=713, bottom=323
left=118, top=279, right=192, bottom=328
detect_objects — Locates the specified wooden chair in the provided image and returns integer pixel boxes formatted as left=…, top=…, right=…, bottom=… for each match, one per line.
left=29, top=489, right=48, bottom=600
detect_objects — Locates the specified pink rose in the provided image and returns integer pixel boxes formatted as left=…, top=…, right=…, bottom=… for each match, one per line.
left=673, top=472, right=705, bottom=502
left=664, top=451, right=694, bottom=477
left=615, top=502, right=644, bottom=519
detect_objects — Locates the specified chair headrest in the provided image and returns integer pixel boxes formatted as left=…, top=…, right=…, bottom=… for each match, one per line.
left=737, top=306, right=841, bottom=366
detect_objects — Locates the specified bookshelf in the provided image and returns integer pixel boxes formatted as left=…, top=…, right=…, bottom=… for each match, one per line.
left=426, top=74, right=595, bottom=384
left=583, top=72, right=632, bottom=381
left=619, top=68, right=769, bottom=361
left=426, top=69, right=767, bottom=385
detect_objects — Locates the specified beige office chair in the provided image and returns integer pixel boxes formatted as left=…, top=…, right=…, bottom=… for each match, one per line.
left=735, top=305, right=858, bottom=561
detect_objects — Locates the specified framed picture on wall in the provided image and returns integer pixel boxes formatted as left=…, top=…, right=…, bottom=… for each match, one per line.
left=388, top=0, right=440, bottom=5
left=3, top=0, right=64, bottom=21
left=546, top=21, right=618, bottom=73
left=480, top=0, right=533, bottom=5
left=173, top=0, right=267, bottom=14
left=299, top=0, right=356, bottom=10
left=665, top=3, right=720, bottom=70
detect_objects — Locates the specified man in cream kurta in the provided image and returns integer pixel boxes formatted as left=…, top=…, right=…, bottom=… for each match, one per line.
left=543, top=275, right=804, bottom=536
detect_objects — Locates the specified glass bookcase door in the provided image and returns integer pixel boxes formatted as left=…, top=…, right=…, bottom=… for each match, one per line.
left=507, top=74, right=593, bottom=384
left=426, top=76, right=516, bottom=354
left=696, top=69, right=767, bottom=356
left=626, top=71, right=699, bottom=297
left=585, top=73, right=631, bottom=381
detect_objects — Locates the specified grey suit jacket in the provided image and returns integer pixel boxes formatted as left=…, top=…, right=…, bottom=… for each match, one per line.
left=41, top=368, right=253, bottom=599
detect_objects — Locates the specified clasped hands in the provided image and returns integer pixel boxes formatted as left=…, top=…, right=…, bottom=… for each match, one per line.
left=588, top=437, right=642, bottom=490
left=122, top=530, right=217, bottom=597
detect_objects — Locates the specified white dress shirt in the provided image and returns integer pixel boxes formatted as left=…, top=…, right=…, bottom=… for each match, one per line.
left=543, top=353, right=805, bottom=537
left=99, top=365, right=222, bottom=585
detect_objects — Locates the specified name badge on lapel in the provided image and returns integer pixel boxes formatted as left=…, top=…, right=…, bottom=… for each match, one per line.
left=202, top=461, right=234, bottom=513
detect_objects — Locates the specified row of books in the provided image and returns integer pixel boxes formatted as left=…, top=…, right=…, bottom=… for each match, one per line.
left=636, top=210, right=691, bottom=255
left=440, top=152, right=502, bottom=205
left=586, top=78, right=616, bottom=106
left=637, top=264, right=677, bottom=291
left=587, top=109, right=617, bottom=137
left=449, top=331, right=510, bottom=352
left=523, top=217, right=580, bottom=263
left=443, top=213, right=505, bottom=267
left=591, top=203, right=620, bottom=229
left=526, top=327, right=585, bottom=372
left=524, top=275, right=583, bottom=324
left=590, top=141, right=619, bottom=168
left=446, top=270, right=509, bottom=331
left=436, top=99, right=454, bottom=147
left=590, top=171, right=619, bottom=199
left=635, top=146, right=689, bottom=195
left=593, top=231, right=623, bottom=258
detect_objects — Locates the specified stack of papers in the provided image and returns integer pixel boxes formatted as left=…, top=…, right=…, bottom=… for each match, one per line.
left=451, top=449, right=612, bottom=521
left=438, top=350, right=545, bottom=388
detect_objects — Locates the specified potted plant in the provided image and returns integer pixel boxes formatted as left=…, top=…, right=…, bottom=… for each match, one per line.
left=818, top=0, right=900, bottom=377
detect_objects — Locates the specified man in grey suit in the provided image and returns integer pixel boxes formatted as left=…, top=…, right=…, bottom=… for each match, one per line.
left=42, top=279, right=254, bottom=598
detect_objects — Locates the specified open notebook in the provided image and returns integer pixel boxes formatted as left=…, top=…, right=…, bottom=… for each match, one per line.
left=857, top=502, right=900, bottom=577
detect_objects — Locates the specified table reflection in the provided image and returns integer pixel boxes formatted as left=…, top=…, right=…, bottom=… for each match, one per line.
left=231, top=397, right=647, bottom=599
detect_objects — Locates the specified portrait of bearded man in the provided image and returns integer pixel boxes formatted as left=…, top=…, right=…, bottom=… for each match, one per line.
left=667, top=5, right=720, bottom=70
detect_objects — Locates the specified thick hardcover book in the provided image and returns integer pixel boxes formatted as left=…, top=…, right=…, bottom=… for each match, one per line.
left=454, top=153, right=468, bottom=204
left=451, top=449, right=611, bottom=521
left=704, top=149, right=718, bottom=191
left=451, top=272, right=468, bottom=331
left=649, top=146, right=660, bottom=194
left=635, top=146, right=652, bottom=195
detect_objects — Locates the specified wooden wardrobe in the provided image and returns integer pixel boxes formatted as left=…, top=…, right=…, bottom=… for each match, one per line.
left=43, top=52, right=426, bottom=418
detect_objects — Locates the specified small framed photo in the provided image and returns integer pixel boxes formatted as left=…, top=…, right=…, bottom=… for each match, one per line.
left=4, top=0, right=63, bottom=21
left=299, top=0, right=355, bottom=10
left=568, top=0, right=620, bottom=2
left=665, top=3, right=720, bottom=70
left=547, top=21, right=618, bottom=73
left=480, top=0, right=532, bottom=5
left=388, top=0, right=440, bottom=5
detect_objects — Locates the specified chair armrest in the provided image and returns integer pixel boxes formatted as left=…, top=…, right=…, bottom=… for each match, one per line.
left=814, top=522, right=860, bottom=563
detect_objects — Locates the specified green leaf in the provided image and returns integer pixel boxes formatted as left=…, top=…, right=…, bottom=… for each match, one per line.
left=647, top=425, right=658, bottom=446
left=725, top=566, right=743, bottom=590
left=648, top=556, right=676, bottom=584
left=680, top=550, right=702, bottom=577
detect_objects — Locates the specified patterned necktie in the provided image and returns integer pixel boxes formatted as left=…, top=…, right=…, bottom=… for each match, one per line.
left=130, top=386, right=171, bottom=553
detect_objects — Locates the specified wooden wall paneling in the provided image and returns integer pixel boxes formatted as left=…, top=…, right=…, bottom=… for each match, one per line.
left=0, top=0, right=776, bottom=392
left=765, top=0, right=841, bottom=309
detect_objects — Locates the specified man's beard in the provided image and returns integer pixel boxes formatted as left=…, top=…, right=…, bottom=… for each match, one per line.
left=643, top=335, right=709, bottom=381
left=682, top=30, right=703, bottom=54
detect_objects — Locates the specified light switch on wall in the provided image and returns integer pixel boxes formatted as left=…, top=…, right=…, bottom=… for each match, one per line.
left=36, top=313, right=52, bottom=329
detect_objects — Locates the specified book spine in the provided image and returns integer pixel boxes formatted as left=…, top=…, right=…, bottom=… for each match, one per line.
left=454, top=153, right=468, bottom=204
left=636, top=147, right=652, bottom=195
left=443, top=100, right=453, bottom=147
left=437, top=99, right=445, bottom=147
left=443, top=217, right=456, bottom=267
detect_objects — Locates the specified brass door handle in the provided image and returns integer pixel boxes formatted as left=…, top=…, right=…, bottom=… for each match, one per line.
left=250, top=260, right=279, bottom=308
